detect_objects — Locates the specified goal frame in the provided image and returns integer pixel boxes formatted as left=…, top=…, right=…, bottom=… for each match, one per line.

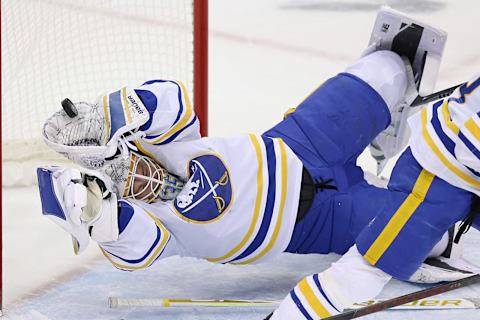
left=0, top=0, right=209, bottom=311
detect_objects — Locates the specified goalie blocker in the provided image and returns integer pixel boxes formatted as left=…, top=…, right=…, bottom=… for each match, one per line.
left=37, top=167, right=119, bottom=254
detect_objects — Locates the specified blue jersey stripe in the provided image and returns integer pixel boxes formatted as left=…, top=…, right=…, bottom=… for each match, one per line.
left=448, top=77, right=480, bottom=104
left=290, top=290, right=314, bottom=320
left=117, top=201, right=135, bottom=235
left=154, top=115, right=198, bottom=145
left=153, top=238, right=171, bottom=264
left=459, top=131, right=480, bottom=160
left=104, top=225, right=163, bottom=264
left=136, top=89, right=157, bottom=132
left=430, top=101, right=480, bottom=177
left=312, top=274, right=339, bottom=312
left=116, top=238, right=171, bottom=272
left=228, top=137, right=277, bottom=263
left=431, top=101, right=456, bottom=154
left=142, top=79, right=184, bottom=135
left=108, top=90, right=126, bottom=140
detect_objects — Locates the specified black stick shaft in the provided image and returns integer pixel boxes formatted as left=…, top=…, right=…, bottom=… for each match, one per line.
left=411, top=82, right=466, bottom=106
left=263, top=274, right=480, bottom=320
left=324, top=274, right=480, bottom=320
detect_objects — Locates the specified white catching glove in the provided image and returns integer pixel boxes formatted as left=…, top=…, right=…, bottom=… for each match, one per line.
left=42, top=87, right=149, bottom=169
left=43, top=101, right=112, bottom=168
left=37, top=166, right=119, bottom=254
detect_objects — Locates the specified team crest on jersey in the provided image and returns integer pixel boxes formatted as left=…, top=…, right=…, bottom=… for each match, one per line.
left=174, top=154, right=233, bottom=223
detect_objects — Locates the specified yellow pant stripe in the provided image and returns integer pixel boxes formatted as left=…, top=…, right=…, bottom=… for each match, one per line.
left=298, top=278, right=332, bottom=318
left=364, top=169, right=435, bottom=265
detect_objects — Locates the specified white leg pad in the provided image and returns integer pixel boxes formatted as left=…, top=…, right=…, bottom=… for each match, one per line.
left=345, top=50, right=407, bottom=112
left=322, top=245, right=392, bottom=305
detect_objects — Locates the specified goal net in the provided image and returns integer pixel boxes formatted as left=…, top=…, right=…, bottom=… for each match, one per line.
left=2, top=0, right=208, bottom=186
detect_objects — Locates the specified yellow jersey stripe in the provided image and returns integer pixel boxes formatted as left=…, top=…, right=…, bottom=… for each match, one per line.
left=133, top=140, right=163, bottom=164
left=102, top=95, right=111, bottom=144
left=100, top=211, right=170, bottom=270
left=121, top=87, right=133, bottom=124
left=232, top=139, right=288, bottom=265
left=207, top=134, right=264, bottom=262
left=364, top=169, right=435, bottom=265
left=464, top=117, right=480, bottom=142
left=421, top=108, right=480, bottom=188
left=298, top=278, right=332, bottom=318
left=441, top=101, right=460, bottom=135
left=145, top=80, right=194, bottom=144
left=122, top=154, right=135, bottom=198
left=283, top=107, right=296, bottom=119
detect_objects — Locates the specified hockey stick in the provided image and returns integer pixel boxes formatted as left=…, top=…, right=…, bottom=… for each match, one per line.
left=324, top=274, right=480, bottom=320
left=108, top=298, right=278, bottom=308
left=108, top=296, right=480, bottom=310
left=263, top=274, right=480, bottom=319
left=410, top=82, right=465, bottom=106
left=351, top=297, right=480, bottom=310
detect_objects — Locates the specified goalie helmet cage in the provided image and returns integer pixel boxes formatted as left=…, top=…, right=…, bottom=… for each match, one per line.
left=0, top=0, right=208, bottom=310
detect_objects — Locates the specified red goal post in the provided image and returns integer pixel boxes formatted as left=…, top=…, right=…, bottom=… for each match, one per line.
left=1, top=0, right=208, bottom=310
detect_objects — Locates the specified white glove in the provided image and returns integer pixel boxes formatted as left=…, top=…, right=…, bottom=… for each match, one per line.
left=42, top=87, right=149, bottom=169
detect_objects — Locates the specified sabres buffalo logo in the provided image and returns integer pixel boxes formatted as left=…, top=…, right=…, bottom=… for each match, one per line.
left=174, top=154, right=233, bottom=223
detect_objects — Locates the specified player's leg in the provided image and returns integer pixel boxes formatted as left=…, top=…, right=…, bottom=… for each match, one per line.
left=355, top=147, right=474, bottom=280
left=264, top=50, right=407, bottom=168
left=267, top=52, right=407, bottom=255
left=272, top=148, right=475, bottom=320
left=285, top=163, right=392, bottom=255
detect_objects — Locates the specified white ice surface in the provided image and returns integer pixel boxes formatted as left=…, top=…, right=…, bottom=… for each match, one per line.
left=3, top=0, right=480, bottom=319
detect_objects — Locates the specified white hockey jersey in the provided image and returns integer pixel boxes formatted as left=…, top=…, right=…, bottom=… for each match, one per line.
left=408, top=75, right=480, bottom=195
left=99, top=80, right=303, bottom=271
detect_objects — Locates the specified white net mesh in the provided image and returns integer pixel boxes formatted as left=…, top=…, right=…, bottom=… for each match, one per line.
left=2, top=0, right=196, bottom=186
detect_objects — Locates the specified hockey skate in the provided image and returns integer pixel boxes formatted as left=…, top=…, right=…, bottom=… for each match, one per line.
left=409, top=222, right=480, bottom=284
left=366, top=7, right=448, bottom=174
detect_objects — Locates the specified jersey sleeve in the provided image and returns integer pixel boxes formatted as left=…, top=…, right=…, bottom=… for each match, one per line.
left=98, top=200, right=179, bottom=271
left=455, top=114, right=480, bottom=173
left=135, top=80, right=201, bottom=145
left=407, top=75, right=480, bottom=196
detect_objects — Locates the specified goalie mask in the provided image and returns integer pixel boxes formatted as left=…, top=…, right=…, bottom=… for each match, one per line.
left=103, top=152, right=184, bottom=203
